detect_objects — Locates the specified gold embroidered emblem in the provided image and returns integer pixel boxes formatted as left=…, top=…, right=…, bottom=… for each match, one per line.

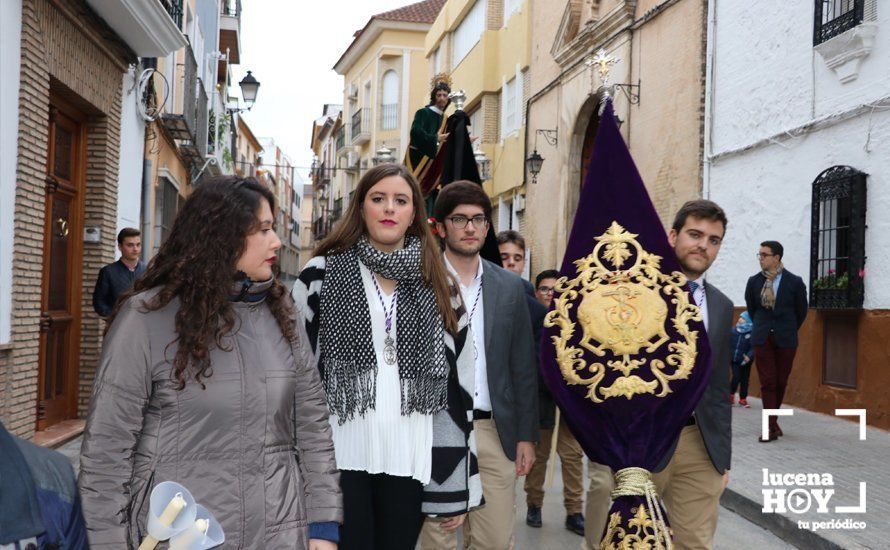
left=600, top=506, right=671, bottom=550
left=545, top=221, right=702, bottom=403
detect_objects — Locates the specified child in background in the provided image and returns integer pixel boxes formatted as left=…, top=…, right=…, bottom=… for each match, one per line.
left=730, top=311, right=754, bottom=408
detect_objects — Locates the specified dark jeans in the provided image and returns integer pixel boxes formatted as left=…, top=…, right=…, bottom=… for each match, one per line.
left=340, top=470, right=424, bottom=550
left=754, top=334, right=798, bottom=431
left=730, top=361, right=752, bottom=399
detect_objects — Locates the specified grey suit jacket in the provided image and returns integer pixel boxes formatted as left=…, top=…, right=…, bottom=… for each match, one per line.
left=480, top=259, right=539, bottom=460
left=657, top=282, right=733, bottom=474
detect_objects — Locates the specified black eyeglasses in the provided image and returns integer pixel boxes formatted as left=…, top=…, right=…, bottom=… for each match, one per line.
left=756, top=253, right=776, bottom=259
left=537, top=286, right=555, bottom=294
left=447, top=215, right=489, bottom=230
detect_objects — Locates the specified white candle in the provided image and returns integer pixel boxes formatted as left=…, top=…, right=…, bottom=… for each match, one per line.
left=195, top=518, right=209, bottom=536
left=138, top=493, right=187, bottom=550
left=158, top=493, right=187, bottom=525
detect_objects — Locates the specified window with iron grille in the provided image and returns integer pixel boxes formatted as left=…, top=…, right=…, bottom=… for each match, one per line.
left=814, top=0, right=864, bottom=45
left=809, top=165, right=867, bottom=309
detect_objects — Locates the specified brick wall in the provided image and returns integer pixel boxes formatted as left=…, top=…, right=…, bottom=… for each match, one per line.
left=80, top=112, right=122, bottom=417
left=486, top=0, right=504, bottom=30
left=481, top=93, right=500, bottom=143
left=0, top=0, right=129, bottom=438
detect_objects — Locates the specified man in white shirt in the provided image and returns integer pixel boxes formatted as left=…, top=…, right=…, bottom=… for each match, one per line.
left=421, top=181, right=538, bottom=550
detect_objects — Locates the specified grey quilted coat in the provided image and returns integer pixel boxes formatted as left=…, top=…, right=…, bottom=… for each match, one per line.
left=78, top=286, right=342, bottom=548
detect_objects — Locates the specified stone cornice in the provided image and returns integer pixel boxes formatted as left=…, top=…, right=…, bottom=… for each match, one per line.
left=553, top=1, right=635, bottom=67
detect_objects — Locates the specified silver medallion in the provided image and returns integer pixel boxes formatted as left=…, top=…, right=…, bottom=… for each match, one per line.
left=384, top=334, right=397, bottom=365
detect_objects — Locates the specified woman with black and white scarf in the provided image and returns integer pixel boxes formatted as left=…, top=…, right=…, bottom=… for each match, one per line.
left=292, top=164, right=482, bottom=549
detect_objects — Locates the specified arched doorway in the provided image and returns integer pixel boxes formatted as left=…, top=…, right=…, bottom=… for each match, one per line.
left=579, top=107, right=600, bottom=190
left=564, top=93, right=604, bottom=225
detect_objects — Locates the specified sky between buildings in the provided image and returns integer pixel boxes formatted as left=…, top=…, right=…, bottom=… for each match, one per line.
left=235, top=1, right=411, bottom=184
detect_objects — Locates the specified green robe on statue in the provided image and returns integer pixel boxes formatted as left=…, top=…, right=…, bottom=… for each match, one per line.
left=407, top=105, right=444, bottom=175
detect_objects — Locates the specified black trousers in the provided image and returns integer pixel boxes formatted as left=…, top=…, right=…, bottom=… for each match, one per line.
left=339, top=470, right=424, bottom=550
left=730, top=361, right=752, bottom=399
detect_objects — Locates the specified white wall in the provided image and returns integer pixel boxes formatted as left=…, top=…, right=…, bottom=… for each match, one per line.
left=0, top=0, right=22, bottom=344
left=707, top=0, right=890, bottom=309
left=117, top=68, right=146, bottom=258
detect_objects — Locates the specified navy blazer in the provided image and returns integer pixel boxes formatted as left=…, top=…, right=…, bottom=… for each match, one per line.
left=744, top=269, right=808, bottom=348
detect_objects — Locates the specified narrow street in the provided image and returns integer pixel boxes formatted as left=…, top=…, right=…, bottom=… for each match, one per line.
left=2, top=0, right=889, bottom=548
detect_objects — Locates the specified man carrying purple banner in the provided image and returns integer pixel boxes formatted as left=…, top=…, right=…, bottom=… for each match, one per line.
left=653, top=200, right=734, bottom=549
left=540, top=98, right=732, bottom=550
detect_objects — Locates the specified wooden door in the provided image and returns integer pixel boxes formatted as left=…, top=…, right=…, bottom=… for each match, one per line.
left=37, top=102, right=85, bottom=430
left=579, top=109, right=599, bottom=190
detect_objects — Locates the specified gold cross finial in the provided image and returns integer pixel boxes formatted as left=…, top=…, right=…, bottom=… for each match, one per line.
left=586, top=48, right=618, bottom=87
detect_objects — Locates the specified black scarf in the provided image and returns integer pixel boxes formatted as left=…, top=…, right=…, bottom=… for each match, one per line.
left=319, top=235, right=448, bottom=422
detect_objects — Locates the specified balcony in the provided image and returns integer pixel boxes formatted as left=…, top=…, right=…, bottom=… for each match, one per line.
left=336, top=125, right=348, bottom=155
left=313, top=216, right=329, bottom=241
left=220, top=0, right=242, bottom=65
left=317, top=161, right=331, bottom=185
left=161, top=46, right=210, bottom=173
left=351, top=109, right=370, bottom=145
left=331, top=198, right=344, bottom=225
left=815, top=0, right=864, bottom=45
left=162, top=0, right=183, bottom=28
left=84, top=0, right=186, bottom=56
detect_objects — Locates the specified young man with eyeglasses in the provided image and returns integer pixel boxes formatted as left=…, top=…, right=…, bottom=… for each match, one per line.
left=522, top=269, right=587, bottom=535
left=744, top=241, right=808, bottom=442
left=421, top=181, right=538, bottom=550
left=534, top=270, right=558, bottom=308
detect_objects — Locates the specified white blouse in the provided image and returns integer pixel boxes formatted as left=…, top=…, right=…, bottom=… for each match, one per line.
left=328, top=262, right=434, bottom=484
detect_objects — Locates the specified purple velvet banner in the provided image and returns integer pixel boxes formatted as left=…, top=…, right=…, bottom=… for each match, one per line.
left=539, top=100, right=712, bottom=547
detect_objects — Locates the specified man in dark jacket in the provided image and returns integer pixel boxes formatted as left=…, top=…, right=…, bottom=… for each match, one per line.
left=92, top=228, right=146, bottom=317
left=498, top=230, right=586, bottom=535
left=0, top=421, right=88, bottom=549
left=652, top=200, right=735, bottom=550
left=744, top=240, right=808, bottom=442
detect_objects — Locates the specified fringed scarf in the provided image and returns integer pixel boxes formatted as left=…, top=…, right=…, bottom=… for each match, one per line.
left=760, top=262, right=784, bottom=309
left=318, top=235, right=448, bottom=422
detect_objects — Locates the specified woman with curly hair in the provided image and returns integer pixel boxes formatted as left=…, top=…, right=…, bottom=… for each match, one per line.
left=292, top=164, right=482, bottom=550
left=78, top=177, right=342, bottom=549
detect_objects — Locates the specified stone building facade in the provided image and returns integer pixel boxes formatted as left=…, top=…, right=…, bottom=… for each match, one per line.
left=524, top=0, right=709, bottom=275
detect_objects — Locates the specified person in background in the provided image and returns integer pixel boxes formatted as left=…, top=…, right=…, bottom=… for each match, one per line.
left=496, top=230, right=530, bottom=289
left=729, top=312, right=754, bottom=408
left=524, top=269, right=586, bottom=536
left=92, top=227, right=146, bottom=317
left=744, top=240, right=808, bottom=442
left=0, top=420, right=88, bottom=549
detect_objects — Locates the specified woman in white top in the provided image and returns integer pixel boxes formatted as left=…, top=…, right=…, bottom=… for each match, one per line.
left=292, top=164, right=482, bottom=549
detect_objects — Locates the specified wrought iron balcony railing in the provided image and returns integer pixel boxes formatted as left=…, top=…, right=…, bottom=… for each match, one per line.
left=161, top=0, right=184, bottom=29
left=814, top=0, right=864, bottom=45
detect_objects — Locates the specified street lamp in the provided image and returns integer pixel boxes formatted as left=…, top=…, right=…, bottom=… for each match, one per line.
left=525, top=149, right=544, bottom=184
left=525, top=128, right=556, bottom=184
left=238, top=71, right=260, bottom=110
left=474, top=144, right=491, bottom=181
left=372, top=144, right=395, bottom=165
